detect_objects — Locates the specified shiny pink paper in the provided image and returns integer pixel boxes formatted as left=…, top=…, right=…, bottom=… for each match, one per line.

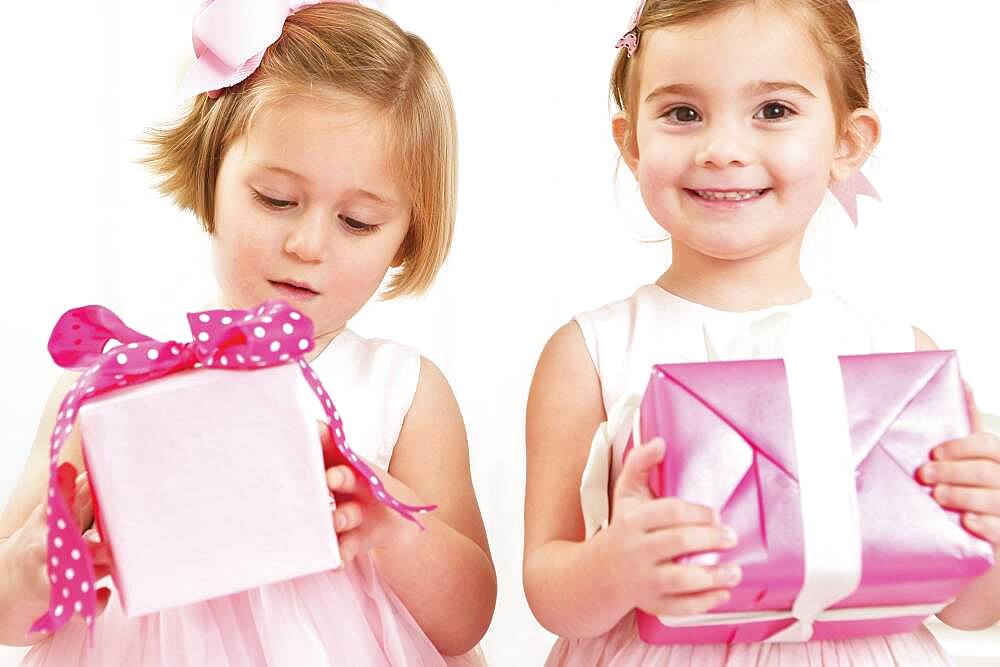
left=636, top=350, right=995, bottom=644
left=79, top=364, right=341, bottom=617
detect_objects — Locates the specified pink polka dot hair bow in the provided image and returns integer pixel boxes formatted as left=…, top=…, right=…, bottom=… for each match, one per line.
left=178, top=0, right=362, bottom=99
left=32, top=300, right=433, bottom=638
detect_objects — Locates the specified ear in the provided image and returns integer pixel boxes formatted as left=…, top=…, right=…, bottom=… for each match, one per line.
left=612, top=111, right=640, bottom=176
left=830, top=108, right=881, bottom=183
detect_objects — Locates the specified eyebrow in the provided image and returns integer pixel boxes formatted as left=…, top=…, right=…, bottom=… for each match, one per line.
left=253, top=163, right=397, bottom=207
left=644, top=80, right=817, bottom=104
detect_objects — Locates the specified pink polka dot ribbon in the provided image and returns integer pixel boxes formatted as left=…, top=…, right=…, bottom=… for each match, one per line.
left=32, top=300, right=434, bottom=639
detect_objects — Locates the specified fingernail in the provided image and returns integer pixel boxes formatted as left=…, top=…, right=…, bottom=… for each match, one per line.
left=931, top=448, right=943, bottom=460
left=328, top=470, right=342, bottom=487
left=966, top=513, right=981, bottom=526
left=921, top=465, right=936, bottom=482
left=721, top=526, right=738, bottom=546
left=719, top=565, right=742, bottom=586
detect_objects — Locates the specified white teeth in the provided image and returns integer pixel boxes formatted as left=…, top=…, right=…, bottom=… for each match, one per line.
left=694, top=189, right=765, bottom=201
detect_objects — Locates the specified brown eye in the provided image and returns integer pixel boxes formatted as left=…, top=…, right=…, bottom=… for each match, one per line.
left=755, top=103, right=794, bottom=121
left=666, top=106, right=701, bottom=123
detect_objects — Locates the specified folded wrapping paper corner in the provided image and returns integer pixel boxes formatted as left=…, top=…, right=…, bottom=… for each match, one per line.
left=32, top=301, right=435, bottom=639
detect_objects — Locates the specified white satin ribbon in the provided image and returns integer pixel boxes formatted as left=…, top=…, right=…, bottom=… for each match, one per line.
left=764, top=351, right=861, bottom=641
left=657, top=601, right=949, bottom=628
left=581, top=394, right=641, bottom=538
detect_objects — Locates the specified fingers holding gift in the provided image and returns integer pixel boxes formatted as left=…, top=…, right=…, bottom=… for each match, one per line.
left=931, top=484, right=1000, bottom=519
left=931, top=433, right=1000, bottom=464
left=326, top=465, right=359, bottom=495
left=639, top=566, right=735, bottom=617
left=921, top=458, right=1000, bottom=489
left=333, top=500, right=363, bottom=534
left=962, top=513, right=1000, bottom=544
left=646, top=524, right=739, bottom=562
left=635, top=498, right=719, bottom=531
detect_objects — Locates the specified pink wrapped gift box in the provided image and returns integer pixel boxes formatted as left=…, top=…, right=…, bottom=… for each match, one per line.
left=634, top=350, right=995, bottom=644
left=33, top=302, right=433, bottom=637
left=79, top=363, right=341, bottom=617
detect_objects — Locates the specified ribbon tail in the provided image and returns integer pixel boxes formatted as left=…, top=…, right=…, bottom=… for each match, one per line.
left=297, top=359, right=436, bottom=526
left=829, top=172, right=880, bottom=227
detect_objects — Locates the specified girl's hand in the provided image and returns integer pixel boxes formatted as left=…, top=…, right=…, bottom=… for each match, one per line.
left=5, top=463, right=112, bottom=623
left=602, top=438, right=742, bottom=617
left=920, top=385, right=1000, bottom=546
left=320, top=426, right=422, bottom=563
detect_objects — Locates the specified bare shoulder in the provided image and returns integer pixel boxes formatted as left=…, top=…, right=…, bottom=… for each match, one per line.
left=530, top=320, right=602, bottom=404
left=912, top=326, right=939, bottom=351
left=398, top=356, right=464, bottom=450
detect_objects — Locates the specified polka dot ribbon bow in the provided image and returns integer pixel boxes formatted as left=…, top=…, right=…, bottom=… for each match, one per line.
left=178, top=0, right=363, bottom=100
left=32, top=300, right=434, bottom=638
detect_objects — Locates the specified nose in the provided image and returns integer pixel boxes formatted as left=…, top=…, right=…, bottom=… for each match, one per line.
left=694, top=119, right=753, bottom=169
left=282, top=208, right=328, bottom=263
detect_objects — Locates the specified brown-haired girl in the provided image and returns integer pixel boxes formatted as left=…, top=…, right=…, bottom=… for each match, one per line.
left=524, top=1, right=1000, bottom=664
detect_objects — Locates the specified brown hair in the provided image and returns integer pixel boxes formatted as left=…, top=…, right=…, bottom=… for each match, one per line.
left=611, top=0, right=869, bottom=135
left=144, top=3, right=457, bottom=298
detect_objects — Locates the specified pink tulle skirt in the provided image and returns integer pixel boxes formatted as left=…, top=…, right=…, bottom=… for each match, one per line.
left=22, top=555, right=483, bottom=667
left=546, top=613, right=955, bottom=666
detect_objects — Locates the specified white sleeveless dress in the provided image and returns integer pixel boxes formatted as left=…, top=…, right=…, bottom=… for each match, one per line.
left=22, top=329, right=471, bottom=666
left=547, top=284, right=956, bottom=666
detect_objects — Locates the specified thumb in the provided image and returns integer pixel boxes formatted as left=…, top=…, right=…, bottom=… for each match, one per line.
left=964, top=381, right=983, bottom=434
left=614, top=437, right=665, bottom=502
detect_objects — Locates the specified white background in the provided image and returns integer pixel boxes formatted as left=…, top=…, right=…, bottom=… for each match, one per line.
left=1, top=1, right=998, bottom=664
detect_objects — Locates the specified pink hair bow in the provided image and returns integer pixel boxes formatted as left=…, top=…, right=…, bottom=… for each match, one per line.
left=31, top=300, right=433, bottom=638
left=830, top=172, right=880, bottom=226
left=178, top=0, right=361, bottom=99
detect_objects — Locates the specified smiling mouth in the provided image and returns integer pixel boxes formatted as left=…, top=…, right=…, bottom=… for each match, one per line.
left=687, top=188, right=771, bottom=202
left=269, top=280, right=320, bottom=299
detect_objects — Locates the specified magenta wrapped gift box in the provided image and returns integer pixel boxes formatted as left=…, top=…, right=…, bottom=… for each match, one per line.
left=79, top=363, right=341, bottom=617
left=635, top=350, right=994, bottom=644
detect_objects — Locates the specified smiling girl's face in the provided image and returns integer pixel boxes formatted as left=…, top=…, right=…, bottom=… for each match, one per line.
left=620, top=3, right=842, bottom=262
left=211, top=94, right=411, bottom=342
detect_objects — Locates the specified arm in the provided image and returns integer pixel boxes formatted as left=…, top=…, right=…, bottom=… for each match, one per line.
left=523, top=323, right=736, bottom=639
left=913, top=327, right=1000, bottom=629
left=0, top=373, right=86, bottom=645
left=352, top=357, right=495, bottom=656
left=523, top=322, right=632, bottom=638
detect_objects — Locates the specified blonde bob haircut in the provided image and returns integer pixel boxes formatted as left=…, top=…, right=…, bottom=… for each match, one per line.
left=611, top=0, right=870, bottom=139
left=145, top=3, right=457, bottom=298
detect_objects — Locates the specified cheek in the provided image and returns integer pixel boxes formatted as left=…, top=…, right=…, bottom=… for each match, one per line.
left=766, top=137, right=836, bottom=215
left=635, top=136, right=689, bottom=218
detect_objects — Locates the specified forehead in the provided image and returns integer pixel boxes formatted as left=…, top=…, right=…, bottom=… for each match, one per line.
left=237, top=94, right=404, bottom=199
left=636, top=4, right=830, bottom=102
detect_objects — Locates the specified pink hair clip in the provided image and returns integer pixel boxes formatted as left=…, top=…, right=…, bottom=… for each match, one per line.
left=178, top=0, right=362, bottom=100
left=616, top=0, right=648, bottom=58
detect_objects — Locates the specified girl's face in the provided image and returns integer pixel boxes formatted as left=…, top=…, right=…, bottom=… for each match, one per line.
left=620, top=5, right=843, bottom=261
left=211, top=95, right=411, bottom=341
